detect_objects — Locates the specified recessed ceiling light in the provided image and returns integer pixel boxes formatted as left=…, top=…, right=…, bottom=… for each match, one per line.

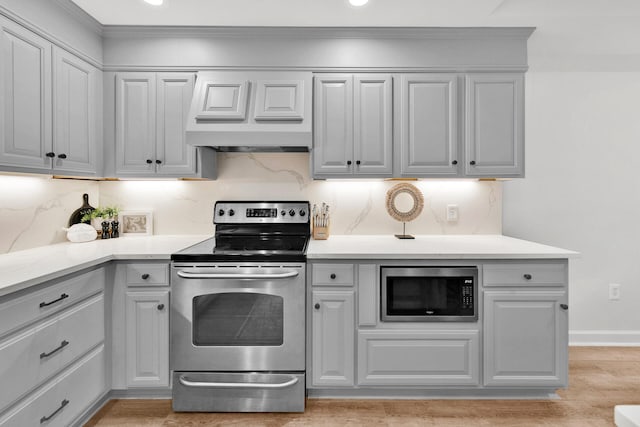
left=144, top=0, right=163, bottom=5
left=349, top=0, right=369, bottom=6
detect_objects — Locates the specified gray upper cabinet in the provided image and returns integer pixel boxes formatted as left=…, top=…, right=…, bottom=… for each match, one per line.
left=0, top=16, right=99, bottom=176
left=53, top=47, right=99, bottom=175
left=253, top=79, right=305, bottom=121
left=397, top=74, right=459, bottom=177
left=465, top=73, right=524, bottom=177
left=313, top=74, right=392, bottom=178
left=192, top=78, right=249, bottom=121
left=0, top=16, right=52, bottom=171
left=115, top=72, right=214, bottom=178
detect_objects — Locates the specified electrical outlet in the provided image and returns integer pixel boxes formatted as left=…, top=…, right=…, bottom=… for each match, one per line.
left=609, top=283, right=621, bottom=300
left=446, top=204, right=459, bottom=222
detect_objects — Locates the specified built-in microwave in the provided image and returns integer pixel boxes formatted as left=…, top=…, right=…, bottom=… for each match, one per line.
left=381, top=267, right=478, bottom=322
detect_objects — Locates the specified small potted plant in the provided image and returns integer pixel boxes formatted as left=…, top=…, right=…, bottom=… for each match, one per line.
left=81, top=207, right=106, bottom=238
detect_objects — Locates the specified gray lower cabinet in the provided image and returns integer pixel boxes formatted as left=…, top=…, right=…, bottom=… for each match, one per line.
left=483, top=290, right=568, bottom=387
left=125, top=290, right=170, bottom=388
left=465, top=73, right=525, bottom=177
left=313, top=74, right=393, bottom=178
left=0, top=16, right=100, bottom=176
left=115, top=72, right=216, bottom=178
left=311, top=289, right=355, bottom=386
left=357, top=330, right=479, bottom=386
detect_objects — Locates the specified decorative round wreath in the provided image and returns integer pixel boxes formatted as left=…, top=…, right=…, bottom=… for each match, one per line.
left=385, top=182, right=424, bottom=222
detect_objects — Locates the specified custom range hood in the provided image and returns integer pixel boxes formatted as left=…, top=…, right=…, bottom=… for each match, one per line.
left=185, top=71, right=312, bottom=151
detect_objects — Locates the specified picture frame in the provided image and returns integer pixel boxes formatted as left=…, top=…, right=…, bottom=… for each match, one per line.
left=119, top=211, right=153, bottom=237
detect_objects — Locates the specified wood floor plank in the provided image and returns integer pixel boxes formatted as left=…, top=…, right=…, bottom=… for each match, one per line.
left=87, top=347, right=640, bottom=426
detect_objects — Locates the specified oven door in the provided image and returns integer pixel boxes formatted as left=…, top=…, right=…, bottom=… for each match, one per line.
left=171, top=263, right=305, bottom=372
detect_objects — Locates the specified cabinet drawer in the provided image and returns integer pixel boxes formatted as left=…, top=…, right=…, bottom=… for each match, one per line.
left=0, top=344, right=106, bottom=427
left=0, top=293, right=104, bottom=412
left=312, top=264, right=354, bottom=286
left=357, top=330, right=479, bottom=386
left=483, top=263, right=566, bottom=287
left=0, top=267, right=105, bottom=337
left=125, top=263, right=169, bottom=286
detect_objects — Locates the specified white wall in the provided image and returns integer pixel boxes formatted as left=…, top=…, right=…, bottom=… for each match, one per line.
left=503, top=68, right=640, bottom=343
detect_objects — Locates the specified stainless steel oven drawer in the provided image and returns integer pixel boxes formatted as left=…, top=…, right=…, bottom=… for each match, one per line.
left=172, top=371, right=305, bottom=413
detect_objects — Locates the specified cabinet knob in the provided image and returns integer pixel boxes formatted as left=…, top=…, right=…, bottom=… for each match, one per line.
left=46, top=152, right=56, bottom=158
left=560, top=304, right=568, bottom=310
left=523, top=274, right=532, bottom=280
left=57, top=153, right=67, bottom=159
left=146, top=159, right=153, bottom=164
left=141, top=273, right=150, bottom=280
left=347, top=160, right=352, bottom=166
left=470, top=160, right=476, bottom=166
left=156, top=159, right=162, bottom=164
left=330, top=273, right=336, bottom=279
left=157, top=303, right=165, bottom=310
left=356, top=160, right=361, bottom=165
left=452, top=160, right=458, bottom=165
left=314, top=303, right=320, bottom=310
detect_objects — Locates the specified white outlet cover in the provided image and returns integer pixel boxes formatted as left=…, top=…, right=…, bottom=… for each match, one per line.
left=446, top=204, right=459, bottom=222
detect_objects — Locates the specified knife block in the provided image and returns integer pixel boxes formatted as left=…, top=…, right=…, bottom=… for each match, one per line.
left=312, top=223, right=330, bottom=240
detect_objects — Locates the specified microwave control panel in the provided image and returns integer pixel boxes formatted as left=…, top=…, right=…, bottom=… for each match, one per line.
left=462, top=279, right=474, bottom=309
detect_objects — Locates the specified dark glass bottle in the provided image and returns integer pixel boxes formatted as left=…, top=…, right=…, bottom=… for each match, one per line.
left=111, top=221, right=119, bottom=238
left=101, top=221, right=111, bottom=239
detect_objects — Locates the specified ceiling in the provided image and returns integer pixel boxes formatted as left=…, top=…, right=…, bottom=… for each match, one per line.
left=70, top=0, right=640, bottom=27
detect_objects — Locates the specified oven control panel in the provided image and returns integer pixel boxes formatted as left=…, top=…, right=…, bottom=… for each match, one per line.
left=214, top=201, right=310, bottom=224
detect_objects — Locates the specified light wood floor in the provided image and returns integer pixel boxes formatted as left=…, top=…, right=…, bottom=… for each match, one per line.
left=86, top=347, right=640, bottom=426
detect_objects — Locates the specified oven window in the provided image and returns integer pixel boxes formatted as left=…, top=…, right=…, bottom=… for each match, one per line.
left=192, top=293, right=284, bottom=346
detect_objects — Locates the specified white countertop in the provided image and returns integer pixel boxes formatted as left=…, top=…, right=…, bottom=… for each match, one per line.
left=0, top=234, right=578, bottom=298
left=0, top=235, right=208, bottom=297
left=307, top=234, right=579, bottom=259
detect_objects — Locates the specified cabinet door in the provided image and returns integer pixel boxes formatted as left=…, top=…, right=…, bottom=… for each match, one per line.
left=52, top=48, right=97, bottom=175
left=125, top=290, right=169, bottom=388
left=465, top=73, right=524, bottom=177
left=115, top=73, right=156, bottom=176
left=313, top=74, right=353, bottom=176
left=353, top=74, right=393, bottom=176
left=484, top=290, right=568, bottom=387
left=156, top=73, right=197, bottom=176
left=0, top=16, right=52, bottom=171
left=311, top=290, right=355, bottom=386
left=398, top=74, right=459, bottom=177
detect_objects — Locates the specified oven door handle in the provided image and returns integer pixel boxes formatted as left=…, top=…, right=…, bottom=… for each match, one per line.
left=178, top=375, right=299, bottom=389
left=176, top=270, right=299, bottom=280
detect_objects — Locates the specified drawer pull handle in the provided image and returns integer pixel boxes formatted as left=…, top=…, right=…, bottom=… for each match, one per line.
left=157, top=303, right=165, bottom=310
left=330, top=273, right=336, bottom=279
left=560, top=304, right=569, bottom=310
left=40, top=399, right=69, bottom=423
left=40, top=340, right=69, bottom=359
left=39, top=293, right=69, bottom=308
left=314, top=303, right=320, bottom=310
left=141, top=273, right=150, bottom=280
left=523, top=274, right=532, bottom=280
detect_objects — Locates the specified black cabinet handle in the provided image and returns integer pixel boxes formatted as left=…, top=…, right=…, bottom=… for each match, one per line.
left=523, top=274, right=532, bottom=280
left=330, top=273, right=336, bottom=279
left=45, top=152, right=55, bottom=158
left=57, top=153, right=67, bottom=159
left=40, top=399, right=69, bottom=424
left=314, top=303, right=320, bottom=310
left=356, top=160, right=361, bottom=165
left=146, top=159, right=153, bottom=164
left=157, top=304, right=165, bottom=310
left=141, top=273, right=150, bottom=280
left=155, top=159, right=162, bottom=164
left=470, top=160, right=476, bottom=165
left=40, top=340, right=69, bottom=359
left=346, top=160, right=352, bottom=165
left=39, top=293, right=69, bottom=308
left=452, top=160, right=458, bottom=165
left=560, top=304, right=568, bottom=310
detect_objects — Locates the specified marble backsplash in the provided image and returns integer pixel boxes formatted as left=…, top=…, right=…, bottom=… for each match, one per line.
left=0, top=154, right=501, bottom=254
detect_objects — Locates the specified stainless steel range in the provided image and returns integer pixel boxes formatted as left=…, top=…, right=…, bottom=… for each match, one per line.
left=170, top=201, right=309, bottom=412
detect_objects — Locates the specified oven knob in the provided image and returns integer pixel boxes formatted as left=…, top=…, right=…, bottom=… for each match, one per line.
left=281, top=210, right=286, bottom=216
left=289, top=209, right=295, bottom=217
left=299, top=210, right=306, bottom=217
left=218, top=209, right=225, bottom=216
left=229, top=209, right=235, bottom=216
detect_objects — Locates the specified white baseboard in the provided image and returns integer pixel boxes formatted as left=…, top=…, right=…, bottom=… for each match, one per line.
left=569, top=330, right=640, bottom=346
